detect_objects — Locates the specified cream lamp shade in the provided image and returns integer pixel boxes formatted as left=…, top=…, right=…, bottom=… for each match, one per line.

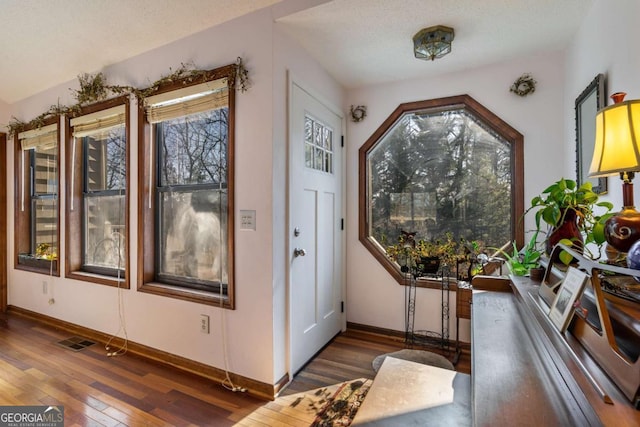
left=589, top=97, right=640, bottom=178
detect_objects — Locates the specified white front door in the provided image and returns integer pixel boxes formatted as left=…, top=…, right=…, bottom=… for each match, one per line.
left=289, top=81, right=343, bottom=375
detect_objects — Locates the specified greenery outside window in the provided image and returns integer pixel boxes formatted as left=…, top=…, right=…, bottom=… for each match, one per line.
left=15, top=122, right=60, bottom=274
left=138, top=64, right=235, bottom=308
left=359, top=95, right=524, bottom=284
left=66, top=98, right=129, bottom=287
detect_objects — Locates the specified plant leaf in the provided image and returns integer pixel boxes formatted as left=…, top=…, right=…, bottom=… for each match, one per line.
left=559, top=250, right=574, bottom=265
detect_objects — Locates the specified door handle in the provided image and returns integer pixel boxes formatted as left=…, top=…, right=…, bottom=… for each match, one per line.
left=294, top=248, right=306, bottom=257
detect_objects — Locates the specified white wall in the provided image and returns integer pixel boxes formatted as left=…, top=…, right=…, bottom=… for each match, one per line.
left=345, top=51, right=566, bottom=339
left=563, top=0, right=640, bottom=211
left=7, top=8, right=279, bottom=385
left=0, top=100, right=8, bottom=128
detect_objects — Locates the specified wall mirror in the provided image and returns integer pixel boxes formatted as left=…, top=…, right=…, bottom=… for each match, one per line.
left=576, top=73, right=607, bottom=193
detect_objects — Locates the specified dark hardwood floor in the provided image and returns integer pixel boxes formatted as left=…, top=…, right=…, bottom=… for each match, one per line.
left=0, top=312, right=471, bottom=426
left=282, top=328, right=470, bottom=395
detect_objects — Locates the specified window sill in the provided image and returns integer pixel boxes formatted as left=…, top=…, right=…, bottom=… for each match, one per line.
left=66, top=270, right=129, bottom=289
left=139, top=282, right=232, bottom=309
left=16, top=255, right=59, bottom=276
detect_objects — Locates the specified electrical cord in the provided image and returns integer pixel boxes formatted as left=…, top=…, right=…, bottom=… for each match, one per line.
left=104, top=134, right=128, bottom=358
left=218, top=200, right=244, bottom=394
left=211, top=116, right=245, bottom=393
left=104, top=276, right=128, bottom=357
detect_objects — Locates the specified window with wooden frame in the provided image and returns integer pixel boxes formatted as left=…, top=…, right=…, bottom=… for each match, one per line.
left=359, top=95, right=524, bottom=285
left=15, top=121, right=60, bottom=274
left=66, top=97, right=129, bottom=287
left=138, top=64, right=235, bottom=308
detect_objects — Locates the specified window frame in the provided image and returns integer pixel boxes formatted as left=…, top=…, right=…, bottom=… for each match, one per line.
left=358, top=95, right=524, bottom=285
left=14, top=119, right=61, bottom=275
left=65, top=96, right=130, bottom=288
left=137, top=64, right=236, bottom=309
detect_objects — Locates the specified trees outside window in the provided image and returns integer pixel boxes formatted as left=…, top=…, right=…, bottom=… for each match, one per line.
left=66, top=98, right=129, bottom=287
left=138, top=64, right=236, bottom=308
left=359, top=96, right=523, bottom=284
left=155, top=109, right=228, bottom=292
left=82, top=125, right=126, bottom=276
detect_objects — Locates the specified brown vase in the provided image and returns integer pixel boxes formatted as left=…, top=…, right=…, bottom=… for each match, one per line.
left=545, top=209, right=583, bottom=255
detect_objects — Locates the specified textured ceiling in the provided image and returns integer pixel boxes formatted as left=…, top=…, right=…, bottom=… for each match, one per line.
left=0, top=0, right=281, bottom=104
left=0, top=0, right=595, bottom=104
left=276, top=0, right=595, bottom=89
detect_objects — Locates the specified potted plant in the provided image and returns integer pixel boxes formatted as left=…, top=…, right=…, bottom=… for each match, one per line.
left=386, top=231, right=483, bottom=279
left=525, top=178, right=613, bottom=259
left=493, top=231, right=542, bottom=276
left=385, top=233, right=418, bottom=273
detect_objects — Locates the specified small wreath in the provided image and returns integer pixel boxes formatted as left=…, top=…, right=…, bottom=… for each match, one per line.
left=510, top=73, right=536, bottom=97
left=350, top=105, right=367, bottom=122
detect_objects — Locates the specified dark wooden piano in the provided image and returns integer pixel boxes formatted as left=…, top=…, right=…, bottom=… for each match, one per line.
left=471, top=244, right=640, bottom=426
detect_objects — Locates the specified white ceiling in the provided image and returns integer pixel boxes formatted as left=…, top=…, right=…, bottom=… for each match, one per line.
left=0, top=0, right=594, bottom=105
left=276, top=0, right=595, bottom=89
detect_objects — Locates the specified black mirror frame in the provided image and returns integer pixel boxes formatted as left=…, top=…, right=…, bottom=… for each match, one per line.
left=575, top=74, right=607, bottom=194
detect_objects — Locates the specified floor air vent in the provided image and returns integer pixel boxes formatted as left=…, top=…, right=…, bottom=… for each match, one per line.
left=57, top=336, right=96, bottom=351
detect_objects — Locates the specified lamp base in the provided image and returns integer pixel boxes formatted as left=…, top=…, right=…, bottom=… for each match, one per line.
left=605, top=206, right=640, bottom=253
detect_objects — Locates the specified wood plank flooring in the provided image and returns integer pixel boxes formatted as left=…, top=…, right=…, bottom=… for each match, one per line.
left=282, top=329, right=470, bottom=396
left=0, top=312, right=471, bottom=426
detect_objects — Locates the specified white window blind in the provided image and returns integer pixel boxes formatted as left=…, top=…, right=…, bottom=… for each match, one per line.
left=70, top=104, right=126, bottom=210
left=19, top=124, right=58, bottom=151
left=20, top=123, right=59, bottom=211
left=145, top=78, right=228, bottom=208
left=71, top=104, right=126, bottom=138
left=145, top=80, right=228, bottom=123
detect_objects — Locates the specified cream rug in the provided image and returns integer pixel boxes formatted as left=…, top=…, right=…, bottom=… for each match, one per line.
left=234, top=378, right=372, bottom=427
left=372, top=349, right=454, bottom=372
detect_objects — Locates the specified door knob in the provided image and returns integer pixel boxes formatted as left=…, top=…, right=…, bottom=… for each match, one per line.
left=294, top=248, right=306, bottom=257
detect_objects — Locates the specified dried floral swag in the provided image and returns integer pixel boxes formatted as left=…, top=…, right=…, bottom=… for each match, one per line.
left=8, top=57, right=250, bottom=135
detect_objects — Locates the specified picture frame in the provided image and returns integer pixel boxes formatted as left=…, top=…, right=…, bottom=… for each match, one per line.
left=575, top=74, right=607, bottom=194
left=548, top=266, right=589, bottom=332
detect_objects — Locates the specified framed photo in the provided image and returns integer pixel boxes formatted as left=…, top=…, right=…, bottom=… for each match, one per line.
left=575, top=74, right=607, bottom=194
left=549, top=267, right=589, bottom=332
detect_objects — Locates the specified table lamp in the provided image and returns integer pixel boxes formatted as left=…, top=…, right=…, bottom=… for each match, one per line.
left=589, top=92, right=640, bottom=252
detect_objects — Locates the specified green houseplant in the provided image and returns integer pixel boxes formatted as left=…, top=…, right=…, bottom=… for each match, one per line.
left=493, top=230, right=542, bottom=276
left=525, top=178, right=613, bottom=259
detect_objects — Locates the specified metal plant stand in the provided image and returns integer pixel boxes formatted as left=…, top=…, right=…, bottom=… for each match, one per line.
left=404, top=265, right=451, bottom=352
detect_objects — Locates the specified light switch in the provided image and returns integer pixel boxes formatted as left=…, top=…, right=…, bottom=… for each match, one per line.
left=240, top=210, right=256, bottom=230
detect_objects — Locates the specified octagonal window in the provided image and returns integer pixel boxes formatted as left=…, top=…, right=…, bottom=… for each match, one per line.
left=359, top=95, right=524, bottom=284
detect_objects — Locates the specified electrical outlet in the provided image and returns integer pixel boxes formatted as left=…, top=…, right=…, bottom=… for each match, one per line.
left=200, top=314, right=210, bottom=334
left=42, top=281, right=48, bottom=294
